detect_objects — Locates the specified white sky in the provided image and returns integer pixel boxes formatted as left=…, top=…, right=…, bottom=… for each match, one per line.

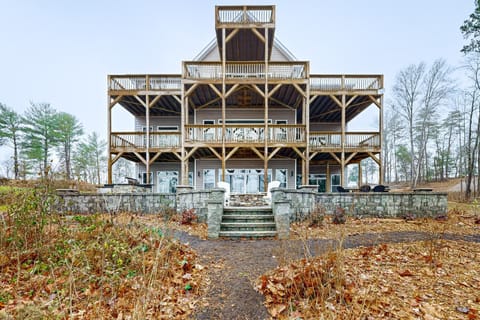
left=0, top=0, right=473, bottom=161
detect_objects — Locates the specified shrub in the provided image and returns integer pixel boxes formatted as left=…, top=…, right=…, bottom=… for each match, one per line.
left=181, top=208, right=197, bottom=225
left=332, top=206, right=346, bottom=224
left=307, top=204, right=325, bottom=227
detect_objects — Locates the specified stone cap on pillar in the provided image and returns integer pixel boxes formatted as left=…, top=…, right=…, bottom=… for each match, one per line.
left=298, top=185, right=318, bottom=192
left=176, top=185, right=194, bottom=194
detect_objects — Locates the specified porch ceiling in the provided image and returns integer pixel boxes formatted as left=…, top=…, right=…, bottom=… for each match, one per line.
left=115, top=95, right=181, bottom=116
left=306, top=95, right=378, bottom=123
left=216, top=28, right=275, bottom=61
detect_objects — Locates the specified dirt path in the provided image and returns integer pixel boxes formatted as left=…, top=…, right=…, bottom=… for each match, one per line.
left=172, top=231, right=480, bottom=320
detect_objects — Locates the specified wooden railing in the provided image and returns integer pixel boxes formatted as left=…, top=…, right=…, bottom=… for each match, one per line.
left=183, top=61, right=308, bottom=81
left=310, top=132, right=380, bottom=149
left=216, top=5, right=274, bottom=26
left=185, top=124, right=306, bottom=143
left=111, top=132, right=181, bottom=149
left=109, top=75, right=182, bottom=91
left=310, top=75, right=383, bottom=92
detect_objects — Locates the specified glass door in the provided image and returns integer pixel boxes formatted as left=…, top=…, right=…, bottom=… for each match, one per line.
left=157, top=171, right=178, bottom=193
left=309, top=174, right=326, bottom=192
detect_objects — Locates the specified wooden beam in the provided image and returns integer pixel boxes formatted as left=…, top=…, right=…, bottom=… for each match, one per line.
left=207, top=147, right=222, bottom=160
left=173, top=152, right=183, bottom=161
left=368, top=152, right=381, bottom=165
left=149, top=152, right=163, bottom=164
left=268, top=147, right=281, bottom=160
left=309, top=151, right=318, bottom=161
left=185, top=83, right=199, bottom=97
left=329, top=95, right=342, bottom=108
left=185, top=146, right=199, bottom=160
left=111, top=152, right=124, bottom=165
left=251, top=27, right=265, bottom=42
left=250, top=147, right=265, bottom=160
left=173, top=95, right=182, bottom=104
left=109, top=95, right=123, bottom=108
left=208, top=83, right=222, bottom=98
left=133, top=95, right=147, bottom=107
left=269, top=97, right=295, bottom=110
left=267, top=83, right=282, bottom=98
left=368, top=95, right=381, bottom=108
left=225, top=28, right=240, bottom=43
left=309, top=95, right=318, bottom=104
left=196, top=96, right=222, bottom=110
left=329, top=152, right=341, bottom=164
left=293, top=83, right=307, bottom=98
left=225, top=83, right=240, bottom=98
left=133, top=152, right=147, bottom=165
left=292, top=147, right=306, bottom=160
left=251, top=84, right=266, bottom=98
left=345, top=152, right=357, bottom=165
left=225, top=146, right=240, bottom=161
left=149, top=94, right=163, bottom=107
left=345, top=95, right=358, bottom=108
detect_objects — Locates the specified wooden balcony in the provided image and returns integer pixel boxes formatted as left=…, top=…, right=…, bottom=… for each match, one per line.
left=310, top=132, right=380, bottom=151
left=310, top=75, right=383, bottom=95
left=183, top=61, right=308, bottom=82
left=215, top=5, right=275, bottom=28
left=111, top=132, right=181, bottom=151
left=108, top=75, right=182, bottom=94
left=185, top=124, right=306, bottom=145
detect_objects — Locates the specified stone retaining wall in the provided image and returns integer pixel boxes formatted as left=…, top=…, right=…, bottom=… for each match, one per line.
left=56, top=193, right=175, bottom=215
left=271, top=188, right=448, bottom=221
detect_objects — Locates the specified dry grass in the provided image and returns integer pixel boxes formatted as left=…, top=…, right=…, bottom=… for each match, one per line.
left=0, top=187, right=206, bottom=319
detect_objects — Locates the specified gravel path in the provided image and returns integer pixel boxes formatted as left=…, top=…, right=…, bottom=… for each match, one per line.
left=172, top=231, right=480, bottom=320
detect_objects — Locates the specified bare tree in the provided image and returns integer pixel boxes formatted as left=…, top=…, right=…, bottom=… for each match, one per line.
left=392, top=63, right=425, bottom=186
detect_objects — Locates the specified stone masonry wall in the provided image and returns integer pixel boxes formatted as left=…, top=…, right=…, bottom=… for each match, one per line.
left=271, top=188, right=448, bottom=221
left=57, top=193, right=175, bottom=215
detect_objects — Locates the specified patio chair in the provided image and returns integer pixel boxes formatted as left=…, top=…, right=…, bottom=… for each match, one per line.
left=359, top=185, right=371, bottom=192
left=217, top=181, right=231, bottom=206
left=372, top=185, right=387, bottom=192
left=336, top=186, right=348, bottom=193
left=264, top=180, right=281, bottom=204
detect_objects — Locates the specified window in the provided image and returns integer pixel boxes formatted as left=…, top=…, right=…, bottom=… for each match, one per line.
left=157, top=171, right=178, bottom=193
left=275, top=169, right=288, bottom=188
left=203, top=120, right=215, bottom=141
left=140, top=172, right=153, bottom=184
left=331, top=174, right=341, bottom=192
left=142, top=126, right=153, bottom=147
left=156, top=126, right=179, bottom=147
left=203, top=169, right=215, bottom=189
left=220, top=169, right=272, bottom=193
left=309, top=173, right=326, bottom=192
left=274, top=120, right=288, bottom=141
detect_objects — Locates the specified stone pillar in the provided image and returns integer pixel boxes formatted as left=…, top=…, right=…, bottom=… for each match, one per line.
left=299, top=185, right=318, bottom=192
left=273, top=200, right=291, bottom=240
left=176, top=185, right=194, bottom=212
left=207, top=188, right=225, bottom=239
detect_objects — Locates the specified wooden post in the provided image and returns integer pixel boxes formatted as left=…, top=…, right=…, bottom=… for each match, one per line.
left=304, top=79, right=310, bottom=184
left=358, top=161, right=362, bottom=187
left=326, top=162, right=331, bottom=192
left=221, top=27, right=226, bottom=182
left=379, top=93, right=384, bottom=184
left=341, top=92, right=346, bottom=186
left=264, top=26, right=269, bottom=192
left=107, top=77, right=113, bottom=184
left=180, top=77, right=186, bottom=185
left=146, top=93, right=150, bottom=184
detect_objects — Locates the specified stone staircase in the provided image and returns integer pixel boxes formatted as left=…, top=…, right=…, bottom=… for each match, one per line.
left=218, top=206, right=277, bottom=238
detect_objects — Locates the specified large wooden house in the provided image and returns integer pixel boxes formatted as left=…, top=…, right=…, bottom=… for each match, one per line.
left=107, top=5, right=383, bottom=193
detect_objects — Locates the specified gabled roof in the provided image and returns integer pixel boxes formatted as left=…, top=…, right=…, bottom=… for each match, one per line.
left=193, top=37, right=297, bottom=62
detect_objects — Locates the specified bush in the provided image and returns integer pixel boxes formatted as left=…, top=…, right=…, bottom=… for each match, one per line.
left=181, top=208, right=197, bottom=225
left=307, top=204, right=325, bottom=227
left=332, top=206, right=346, bottom=224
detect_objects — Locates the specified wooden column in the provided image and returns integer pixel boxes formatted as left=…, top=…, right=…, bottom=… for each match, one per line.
left=146, top=93, right=150, bottom=184
left=326, top=163, right=331, bottom=192
left=304, top=78, right=310, bottom=184
left=221, top=27, right=226, bottom=181
left=379, top=93, right=384, bottom=184
left=358, top=161, right=362, bottom=187
left=341, top=92, right=346, bottom=187
left=264, top=26, right=269, bottom=192
left=107, top=78, right=113, bottom=184
left=183, top=95, right=189, bottom=185
left=180, top=78, right=187, bottom=185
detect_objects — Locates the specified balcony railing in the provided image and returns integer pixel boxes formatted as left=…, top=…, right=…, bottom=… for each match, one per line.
left=111, top=132, right=181, bottom=149
left=183, top=61, right=307, bottom=81
left=109, top=75, right=182, bottom=91
left=216, top=5, right=274, bottom=26
left=185, top=124, right=306, bottom=144
left=310, top=75, right=383, bottom=92
left=310, top=132, right=380, bottom=149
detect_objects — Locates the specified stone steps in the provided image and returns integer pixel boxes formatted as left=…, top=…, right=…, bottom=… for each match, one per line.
left=220, top=206, right=276, bottom=238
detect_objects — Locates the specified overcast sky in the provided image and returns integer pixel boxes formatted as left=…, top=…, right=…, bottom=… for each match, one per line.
left=0, top=0, right=473, bottom=161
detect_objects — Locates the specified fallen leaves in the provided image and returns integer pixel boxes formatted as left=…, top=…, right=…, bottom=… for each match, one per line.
left=257, top=240, right=480, bottom=319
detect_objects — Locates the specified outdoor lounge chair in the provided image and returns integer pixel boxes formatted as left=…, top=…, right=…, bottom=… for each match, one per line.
left=359, top=185, right=371, bottom=192
left=336, top=186, right=348, bottom=193
left=217, top=181, right=231, bottom=206
left=372, top=185, right=387, bottom=192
